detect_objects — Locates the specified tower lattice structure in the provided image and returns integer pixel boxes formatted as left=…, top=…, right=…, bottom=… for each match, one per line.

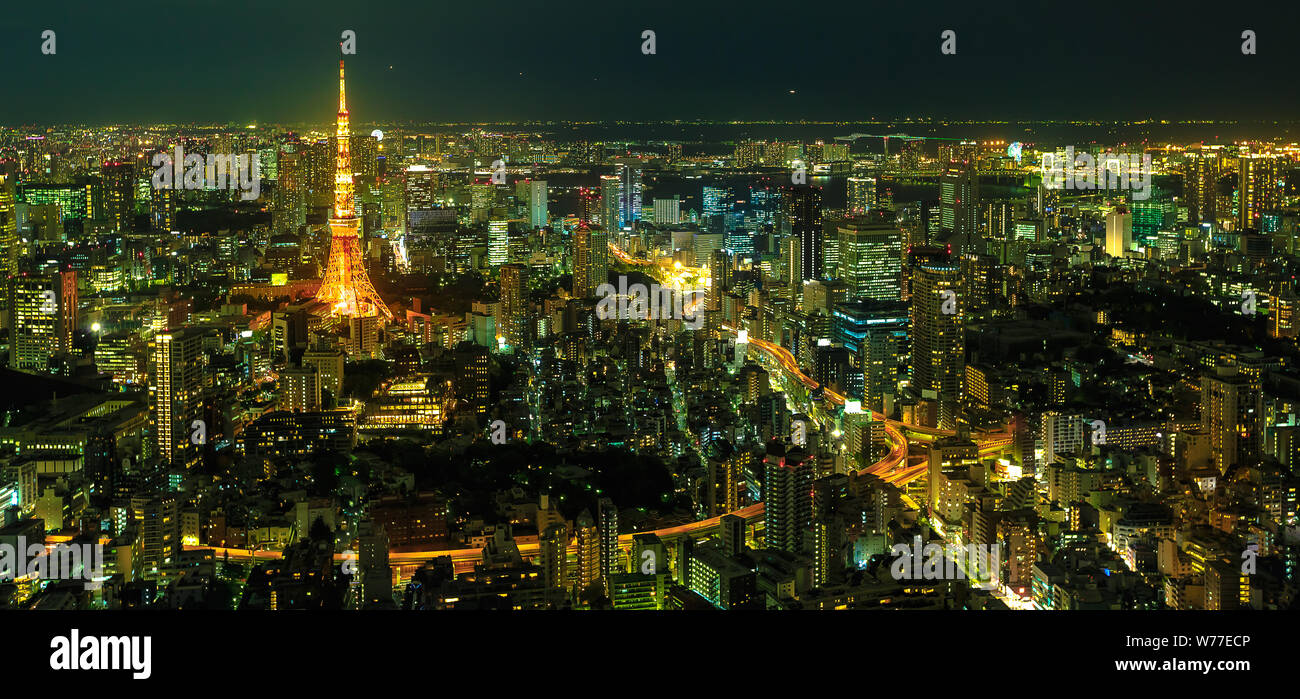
left=316, top=59, right=392, bottom=320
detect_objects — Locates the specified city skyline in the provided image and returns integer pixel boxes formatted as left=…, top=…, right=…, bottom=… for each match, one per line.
left=0, top=3, right=1298, bottom=621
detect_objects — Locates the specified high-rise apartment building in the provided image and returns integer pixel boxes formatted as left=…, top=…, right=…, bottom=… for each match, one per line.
left=763, top=441, right=814, bottom=554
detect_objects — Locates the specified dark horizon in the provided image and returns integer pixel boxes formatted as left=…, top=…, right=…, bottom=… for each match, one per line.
left=0, top=0, right=1295, bottom=124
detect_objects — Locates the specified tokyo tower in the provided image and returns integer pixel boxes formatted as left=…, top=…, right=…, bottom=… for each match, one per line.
left=315, top=60, right=392, bottom=320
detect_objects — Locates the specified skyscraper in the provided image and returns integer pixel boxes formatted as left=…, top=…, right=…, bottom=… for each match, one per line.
left=837, top=221, right=902, bottom=301
left=846, top=176, right=876, bottom=214
left=599, top=175, right=620, bottom=230
left=1238, top=153, right=1282, bottom=231
left=8, top=271, right=77, bottom=371
left=910, top=260, right=964, bottom=429
left=0, top=176, right=21, bottom=280
left=787, top=185, right=823, bottom=282
left=151, top=328, right=205, bottom=469
left=571, top=223, right=608, bottom=299
left=526, top=180, right=548, bottom=229
left=616, top=161, right=642, bottom=227
left=101, top=162, right=135, bottom=234
left=316, top=60, right=392, bottom=320
left=499, top=263, right=528, bottom=350
left=1105, top=208, right=1132, bottom=257
left=653, top=196, right=680, bottom=225
left=1184, top=149, right=1220, bottom=227
left=940, top=160, right=979, bottom=248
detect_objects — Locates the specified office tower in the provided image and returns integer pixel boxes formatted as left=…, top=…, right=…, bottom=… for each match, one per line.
left=787, top=185, right=823, bottom=282
left=598, top=497, right=620, bottom=591
left=599, top=175, right=620, bottom=230
left=1238, top=153, right=1282, bottom=231
left=526, top=180, right=547, bottom=229
left=846, top=176, right=876, bottom=214
left=702, top=186, right=727, bottom=218
left=454, top=342, right=490, bottom=418
left=940, top=160, right=979, bottom=244
left=487, top=219, right=509, bottom=267
left=1105, top=208, right=1132, bottom=257
left=842, top=402, right=883, bottom=467
left=302, top=345, right=345, bottom=400
left=404, top=165, right=438, bottom=211
left=356, top=520, right=390, bottom=608
left=617, top=162, right=642, bottom=226
left=270, top=307, right=308, bottom=364
left=101, top=161, right=135, bottom=233
left=1184, top=149, right=1220, bottom=226
left=653, top=196, right=681, bottom=225
left=499, top=263, right=528, bottom=350
left=8, top=271, right=76, bottom=371
left=862, top=324, right=906, bottom=413
left=693, top=232, right=724, bottom=268
left=280, top=366, right=322, bottom=412
left=1201, top=365, right=1262, bottom=475
left=131, top=493, right=180, bottom=579
left=346, top=315, right=380, bottom=358
left=910, top=260, right=964, bottom=429
left=707, top=249, right=733, bottom=315
left=785, top=235, right=802, bottom=296
left=349, top=133, right=379, bottom=177
left=837, top=221, right=902, bottom=301
left=1271, top=287, right=1299, bottom=339
left=1131, top=187, right=1173, bottom=247
left=274, top=144, right=306, bottom=233
left=571, top=223, right=608, bottom=299
left=316, top=60, right=392, bottom=320
left=763, top=441, right=814, bottom=554
left=0, top=176, right=19, bottom=279
left=151, top=328, right=205, bottom=469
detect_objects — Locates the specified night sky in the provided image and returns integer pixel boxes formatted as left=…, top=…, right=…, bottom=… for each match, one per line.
left=0, top=0, right=1296, bottom=124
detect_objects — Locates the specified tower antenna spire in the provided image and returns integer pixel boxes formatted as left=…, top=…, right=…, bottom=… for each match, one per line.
left=315, top=59, right=392, bottom=321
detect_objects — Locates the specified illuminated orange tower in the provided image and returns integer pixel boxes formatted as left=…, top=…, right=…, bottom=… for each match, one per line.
left=316, top=60, right=392, bottom=320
